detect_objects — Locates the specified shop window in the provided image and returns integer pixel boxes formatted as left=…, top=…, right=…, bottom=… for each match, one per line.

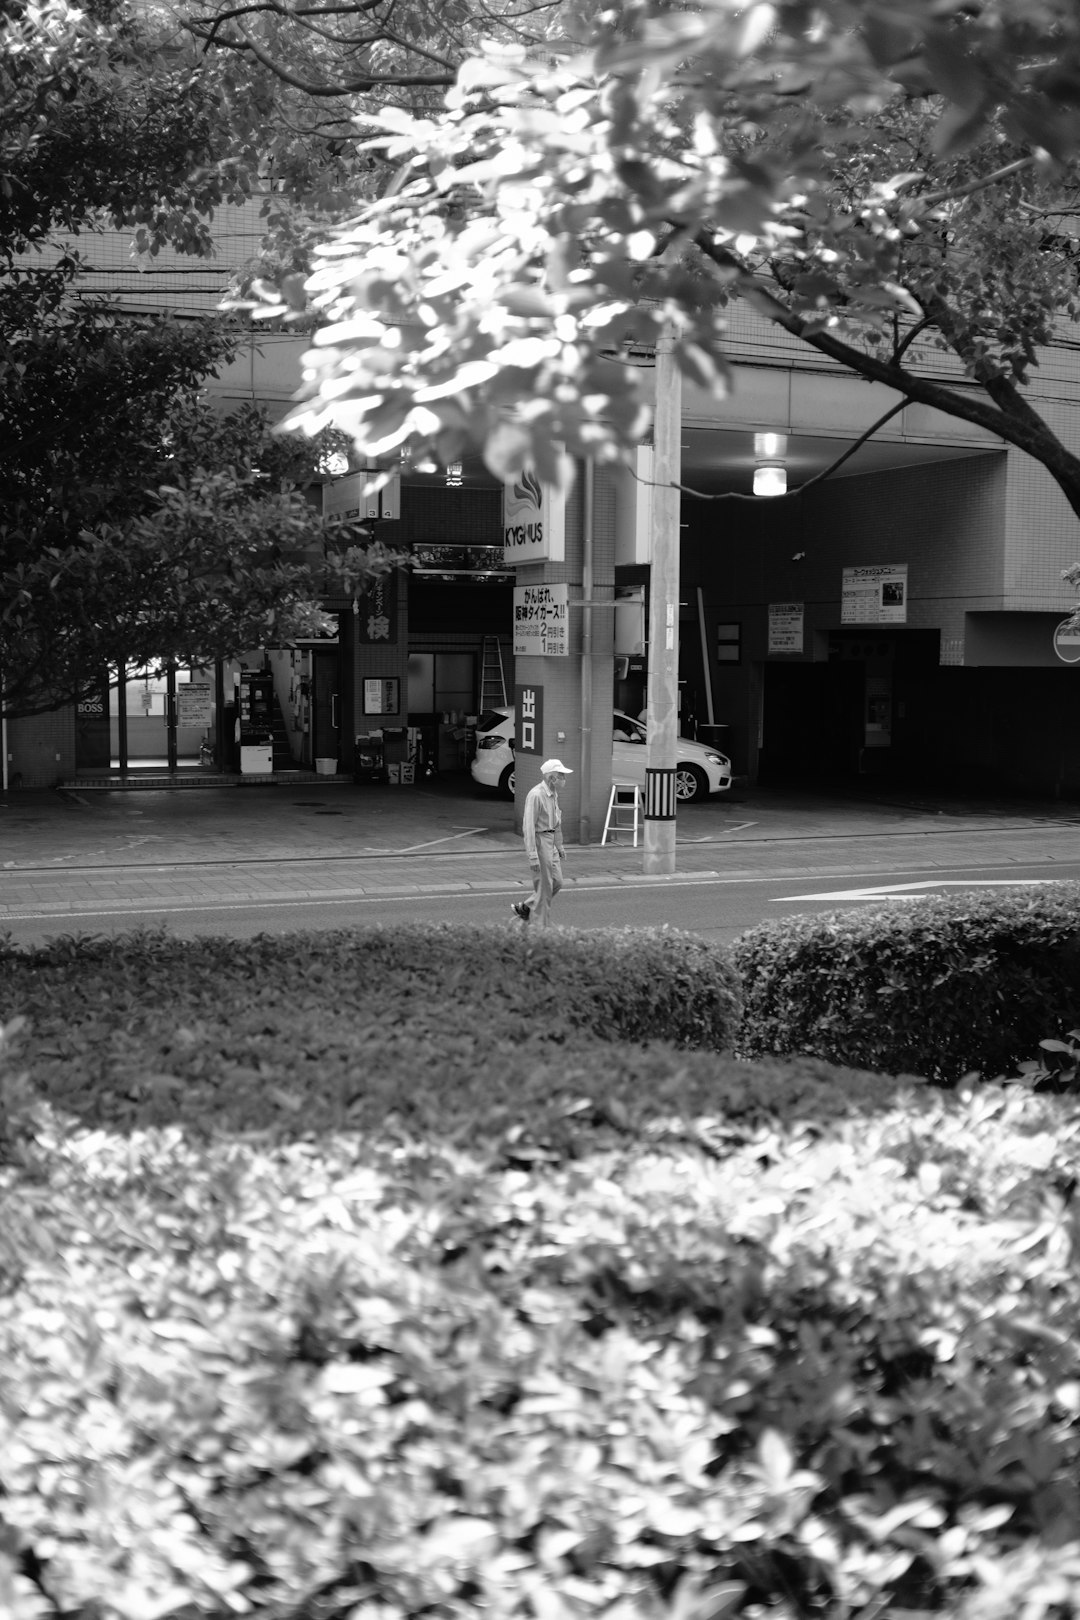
left=408, top=652, right=476, bottom=714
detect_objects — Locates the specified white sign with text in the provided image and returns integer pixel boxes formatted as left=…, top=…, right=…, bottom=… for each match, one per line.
left=841, top=564, right=908, bottom=624
left=513, top=583, right=569, bottom=657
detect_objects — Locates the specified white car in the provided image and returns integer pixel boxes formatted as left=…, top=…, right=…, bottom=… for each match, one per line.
left=471, top=707, right=732, bottom=802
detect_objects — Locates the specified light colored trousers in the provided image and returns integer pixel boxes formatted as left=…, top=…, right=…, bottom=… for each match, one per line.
left=528, top=834, right=563, bottom=926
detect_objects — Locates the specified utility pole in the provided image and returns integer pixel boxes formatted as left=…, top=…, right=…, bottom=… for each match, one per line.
left=643, top=325, right=682, bottom=875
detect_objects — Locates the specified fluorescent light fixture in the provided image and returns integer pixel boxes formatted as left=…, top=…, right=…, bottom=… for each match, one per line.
left=753, top=463, right=787, bottom=497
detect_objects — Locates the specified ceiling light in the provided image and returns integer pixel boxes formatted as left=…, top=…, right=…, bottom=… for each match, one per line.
left=753, top=431, right=788, bottom=497
left=753, top=463, right=787, bottom=498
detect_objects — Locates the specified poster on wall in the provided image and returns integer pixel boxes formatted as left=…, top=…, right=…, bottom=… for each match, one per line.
left=768, top=603, right=804, bottom=654
left=363, top=677, right=400, bottom=715
left=841, top=564, right=908, bottom=624
left=513, top=583, right=569, bottom=656
left=503, top=467, right=565, bottom=564
left=177, top=682, right=213, bottom=727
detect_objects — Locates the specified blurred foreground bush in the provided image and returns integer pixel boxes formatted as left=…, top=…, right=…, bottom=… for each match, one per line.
left=1, top=925, right=1079, bottom=1618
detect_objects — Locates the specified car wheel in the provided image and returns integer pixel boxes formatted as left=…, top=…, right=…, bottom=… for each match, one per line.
left=674, top=764, right=708, bottom=803
left=498, top=763, right=516, bottom=800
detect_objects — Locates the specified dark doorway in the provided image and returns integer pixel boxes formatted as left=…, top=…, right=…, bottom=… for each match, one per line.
left=759, top=662, right=864, bottom=783
left=311, top=650, right=340, bottom=767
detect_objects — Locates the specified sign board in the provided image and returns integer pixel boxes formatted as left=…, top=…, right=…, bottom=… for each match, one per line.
left=1053, top=618, right=1080, bottom=664
left=176, top=682, right=213, bottom=727
left=503, top=468, right=565, bottom=564
left=768, top=603, right=803, bottom=655
left=323, top=469, right=400, bottom=523
left=513, top=583, right=569, bottom=657
left=378, top=467, right=401, bottom=520
left=841, top=564, right=908, bottom=624
left=363, top=677, right=399, bottom=715
left=356, top=572, right=398, bottom=645
left=514, top=683, right=543, bottom=756
left=323, top=473, right=363, bottom=523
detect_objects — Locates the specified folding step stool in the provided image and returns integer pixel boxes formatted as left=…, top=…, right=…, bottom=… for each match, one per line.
left=602, top=780, right=644, bottom=847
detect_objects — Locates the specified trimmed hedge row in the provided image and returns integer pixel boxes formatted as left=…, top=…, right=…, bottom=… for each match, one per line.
left=0, top=920, right=739, bottom=1052
left=1, top=924, right=927, bottom=1146
left=1, top=1043, right=1079, bottom=1619
left=2, top=920, right=1080, bottom=1617
left=732, top=884, right=1080, bottom=1083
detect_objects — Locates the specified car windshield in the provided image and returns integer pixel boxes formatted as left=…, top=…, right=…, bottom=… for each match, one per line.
left=614, top=713, right=645, bottom=742
left=476, top=709, right=511, bottom=733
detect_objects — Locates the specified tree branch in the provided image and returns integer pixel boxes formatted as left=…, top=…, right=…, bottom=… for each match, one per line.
left=915, top=155, right=1034, bottom=210
left=223, top=20, right=455, bottom=91
left=692, top=233, right=1016, bottom=443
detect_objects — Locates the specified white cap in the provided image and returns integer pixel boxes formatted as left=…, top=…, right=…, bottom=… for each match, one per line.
left=540, top=758, right=573, bottom=775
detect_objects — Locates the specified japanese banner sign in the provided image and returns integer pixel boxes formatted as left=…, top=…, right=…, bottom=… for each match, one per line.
left=513, top=584, right=569, bottom=657
left=514, top=684, right=543, bottom=756
left=356, top=571, right=398, bottom=644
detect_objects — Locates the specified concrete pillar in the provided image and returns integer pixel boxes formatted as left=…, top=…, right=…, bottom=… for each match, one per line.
left=643, top=328, right=682, bottom=875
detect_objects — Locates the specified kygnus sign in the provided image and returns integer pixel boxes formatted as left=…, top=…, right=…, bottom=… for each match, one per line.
left=502, top=468, right=565, bottom=564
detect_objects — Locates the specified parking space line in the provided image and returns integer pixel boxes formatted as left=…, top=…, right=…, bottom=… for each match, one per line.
left=393, top=827, right=488, bottom=853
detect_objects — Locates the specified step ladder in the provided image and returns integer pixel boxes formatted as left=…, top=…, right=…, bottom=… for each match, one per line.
left=480, top=636, right=507, bottom=710
left=602, top=780, right=644, bottom=847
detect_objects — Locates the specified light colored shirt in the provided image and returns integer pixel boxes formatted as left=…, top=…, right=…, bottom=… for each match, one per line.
left=522, top=779, right=563, bottom=863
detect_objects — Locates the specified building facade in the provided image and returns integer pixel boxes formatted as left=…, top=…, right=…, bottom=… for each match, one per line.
left=9, top=202, right=1080, bottom=808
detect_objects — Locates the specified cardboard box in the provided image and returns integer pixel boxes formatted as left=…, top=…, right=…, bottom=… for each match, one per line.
left=387, top=763, right=401, bottom=783
left=399, top=763, right=415, bottom=784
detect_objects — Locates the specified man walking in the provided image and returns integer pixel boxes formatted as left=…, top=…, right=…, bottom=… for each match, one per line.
left=511, top=758, right=571, bottom=927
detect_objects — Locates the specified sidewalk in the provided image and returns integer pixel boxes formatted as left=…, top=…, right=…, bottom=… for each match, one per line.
left=2, top=777, right=1077, bottom=919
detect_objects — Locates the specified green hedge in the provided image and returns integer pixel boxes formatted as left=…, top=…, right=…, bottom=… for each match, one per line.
left=2, top=921, right=1080, bottom=1617
left=732, top=884, right=1080, bottom=1083
left=0, top=923, right=743, bottom=1140
left=2, top=1027, right=1079, bottom=1619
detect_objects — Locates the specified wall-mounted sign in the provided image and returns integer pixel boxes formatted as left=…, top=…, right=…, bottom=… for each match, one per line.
left=768, top=603, right=804, bottom=655
left=503, top=468, right=565, bottom=564
left=356, top=572, right=398, bottom=644
left=176, top=682, right=213, bottom=727
left=514, top=683, right=543, bottom=755
left=841, top=564, right=908, bottom=624
left=323, top=468, right=400, bottom=523
left=323, top=473, right=363, bottom=523
left=513, top=583, right=569, bottom=657
left=363, top=677, right=400, bottom=715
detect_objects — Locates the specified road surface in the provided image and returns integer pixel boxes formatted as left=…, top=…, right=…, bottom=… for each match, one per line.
left=3, top=852, right=1078, bottom=948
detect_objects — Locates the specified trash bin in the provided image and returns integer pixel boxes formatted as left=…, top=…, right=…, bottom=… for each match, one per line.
left=315, top=758, right=338, bottom=775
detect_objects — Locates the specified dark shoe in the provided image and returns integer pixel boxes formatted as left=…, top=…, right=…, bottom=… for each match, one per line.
left=511, top=901, right=530, bottom=922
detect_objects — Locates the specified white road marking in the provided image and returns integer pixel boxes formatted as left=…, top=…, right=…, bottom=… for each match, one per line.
left=392, top=827, right=488, bottom=853
left=772, top=878, right=1056, bottom=902
left=682, top=820, right=758, bottom=842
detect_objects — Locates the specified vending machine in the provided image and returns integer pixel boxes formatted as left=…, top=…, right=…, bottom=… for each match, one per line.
left=238, top=672, right=274, bottom=774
